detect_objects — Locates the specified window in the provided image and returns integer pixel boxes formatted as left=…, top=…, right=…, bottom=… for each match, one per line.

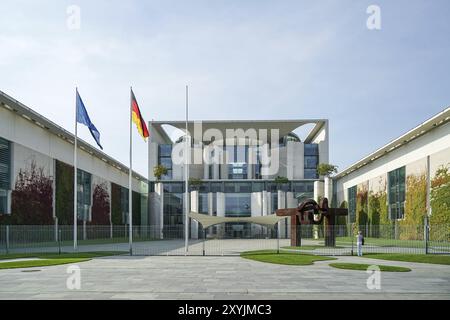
left=163, top=182, right=184, bottom=193
left=224, top=182, right=251, bottom=193
left=304, top=156, right=318, bottom=169
left=388, top=166, right=406, bottom=220
left=252, top=182, right=265, bottom=192
left=210, top=182, right=223, bottom=193
left=226, top=143, right=249, bottom=179
left=292, top=181, right=314, bottom=193
left=304, top=144, right=318, bottom=156
left=163, top=193, right=183, bottom=226
left=271, top=192, right=278, bottom=214
left=158, top=144, right=173, bottom=180
left=120, top=186, right=129, bottom=224
left=198, top=193, right=208, bottom=214
left=348, top=186, right=357, bottom=223
left=77, top=169, right=91, bottom=221
left=225, top=193, right=251, bottom=217
left=304, top=144, right=319, bottom=179
left=0, top=138, right=11, bottom=214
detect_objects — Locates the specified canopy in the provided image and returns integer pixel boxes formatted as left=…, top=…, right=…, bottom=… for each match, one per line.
left=188, top=212, right=287, bottom=229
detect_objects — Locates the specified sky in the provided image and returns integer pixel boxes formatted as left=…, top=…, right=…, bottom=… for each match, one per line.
left=1, top=0, right=450, bottom=178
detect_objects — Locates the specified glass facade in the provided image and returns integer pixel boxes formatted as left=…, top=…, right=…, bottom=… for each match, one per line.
left=77, top=169, right=92, bottom=221
left=158, top=144, right=173, bottom=180
left=347, top=186, right=357, bottom=223
left=226, top=144, right=249, bottom=179
left=198, top=193, right=208, bottom=214
left=120, top=186, right=129, bottom=224
left=225, top=193, right=251, bottom=217
left=0, top=138, right=11, bottom=214
left=304, top=144, right=319, bottom=179
left=152, top=180, right=318, bottom=194
left=163, top=193, right=183, bottom=226
left=271, top=192, right=278, bottom=215
left=388, top=166, right=406, bottom=220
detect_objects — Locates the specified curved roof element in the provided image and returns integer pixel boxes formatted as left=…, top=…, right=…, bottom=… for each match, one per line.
left=188, top=212, right=287, bottom=228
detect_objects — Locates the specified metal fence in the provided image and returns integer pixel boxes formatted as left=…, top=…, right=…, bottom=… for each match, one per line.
left=0, top=223, right=449, bottom=256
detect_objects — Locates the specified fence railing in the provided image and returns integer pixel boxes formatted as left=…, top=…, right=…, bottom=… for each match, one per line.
left=0, top=223, right=448, bottom=256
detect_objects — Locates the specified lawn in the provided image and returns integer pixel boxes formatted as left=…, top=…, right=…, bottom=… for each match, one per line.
left=329, top=263, right=411, bottom=272
left=361, top=253, right=450, bottom=265
left=0, top=251, right=126, bottom=269
left=332, top=237, right=450, bottom=249
left=241, top=250, right=336, bottom=265
left=282, top=245, right=343, bottom=250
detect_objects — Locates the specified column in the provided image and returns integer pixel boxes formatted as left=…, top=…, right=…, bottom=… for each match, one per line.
left=216, top=192, right=225, bottom=237
left=324, top=177, right=333, bottom=205
left=207, top=192, right=214, bottom=237
left=277, top=190, right=286, bottom=238
left=251, top=192, right=262, bottom=235
left=190, top=190, right=198, bottom=239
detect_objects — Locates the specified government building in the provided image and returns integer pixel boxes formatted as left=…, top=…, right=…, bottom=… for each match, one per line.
left=1, top=89, right=449, bottom=241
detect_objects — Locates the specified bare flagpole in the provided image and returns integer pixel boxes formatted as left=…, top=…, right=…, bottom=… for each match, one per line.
left=129, top=87, right=133, bottom=255
left=73, top=88, right=78, bottom=251
left=184, top=85, right=189, bottom=255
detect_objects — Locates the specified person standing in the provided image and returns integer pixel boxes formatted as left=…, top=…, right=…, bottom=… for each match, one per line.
left=356, top=231, right=364, bottom=256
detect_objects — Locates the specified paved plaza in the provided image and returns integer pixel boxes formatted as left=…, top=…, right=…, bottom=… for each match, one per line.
left=0, top=254, right=449, bottom=300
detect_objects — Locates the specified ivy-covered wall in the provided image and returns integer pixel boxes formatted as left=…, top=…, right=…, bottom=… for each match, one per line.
left=55, top=160, right=74, bottom=225
left=399, top=173, right=427, bottom=239
left=430, top=166, right=450, bottom=226
left=355, top=183, right=368, bottom=231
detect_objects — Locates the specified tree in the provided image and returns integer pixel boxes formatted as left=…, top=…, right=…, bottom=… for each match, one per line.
left=11, top=161, right=53, bottom=225
left=274, top=176, right=289, bottom=192
left=89, top=183, right=111, bottom=225
left=317, top=163, right=338, bottom=177
left=153, top=165, right=168, bottom=181
left=189, top=177, right=203, bottom=191
left=274, top=176, right=289, bottom=184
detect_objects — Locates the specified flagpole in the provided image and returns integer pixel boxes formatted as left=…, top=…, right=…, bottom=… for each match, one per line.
left=129, top=87, right=133, bottom=255
left=74, top=88, right=78, bottom=251
left=184, top=85, right=189, bottom=255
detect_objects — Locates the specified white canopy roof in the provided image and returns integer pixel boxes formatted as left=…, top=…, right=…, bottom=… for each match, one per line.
left=188, top=212, right=287, bottom=228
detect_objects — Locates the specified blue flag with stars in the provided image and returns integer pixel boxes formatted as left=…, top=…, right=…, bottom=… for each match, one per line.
left=76, top=90, right=103, bottom=150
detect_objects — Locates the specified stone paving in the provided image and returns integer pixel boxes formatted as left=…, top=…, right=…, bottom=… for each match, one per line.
left=0, top=254, right=449, bottom=299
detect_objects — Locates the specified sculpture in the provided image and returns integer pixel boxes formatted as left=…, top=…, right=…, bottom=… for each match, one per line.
left=275, top=197, right=348, bottom=247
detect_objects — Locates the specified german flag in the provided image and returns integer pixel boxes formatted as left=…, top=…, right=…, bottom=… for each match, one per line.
left=131, top=89, right=149, bottom=140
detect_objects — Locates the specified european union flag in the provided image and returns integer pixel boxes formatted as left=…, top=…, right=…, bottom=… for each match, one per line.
left=76, top=90, right=103, bottom=150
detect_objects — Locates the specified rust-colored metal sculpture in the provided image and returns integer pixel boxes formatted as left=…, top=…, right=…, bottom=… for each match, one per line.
left=276, top=198, right=348, bottom=247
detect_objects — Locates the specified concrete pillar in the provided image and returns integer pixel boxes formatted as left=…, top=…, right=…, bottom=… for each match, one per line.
left=150, top=182, right=163, bottom=239
left=216, top=192, right=225, bottom=237
left=190, top=191, right=199, bottom=239
left=313, top=181, right=324, bottom=239
left=277, top=190, right=286, bottom=238
left=148, top=142, right=159, bottom=180
left=251, top=192, right=263, bottom=235
left=207, top=192, right=214, bottom=237
left=203, top=160, right=209, bottom=179
left=324, top=177, right=333, bottom=204
left=247, top=147, right=254, bottom=179
left=314, top=181, right=325, bottom=202
left=262, top=190, right=268, bottom=216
